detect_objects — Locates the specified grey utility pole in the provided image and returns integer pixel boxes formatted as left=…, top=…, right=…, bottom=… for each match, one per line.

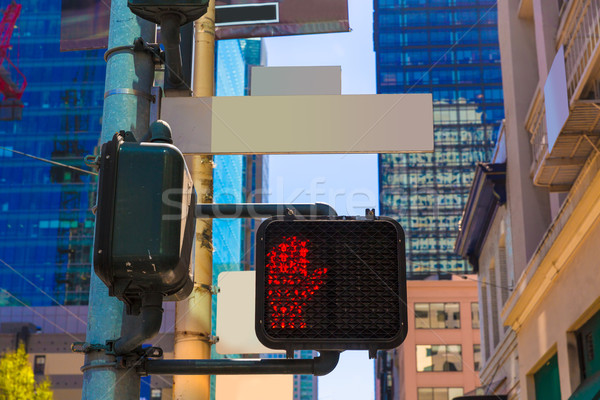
left=81, top=0, right=155, bottom=398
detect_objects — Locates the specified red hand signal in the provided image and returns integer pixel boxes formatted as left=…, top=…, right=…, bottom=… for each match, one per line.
left=265, top=236, right=327, bottom=329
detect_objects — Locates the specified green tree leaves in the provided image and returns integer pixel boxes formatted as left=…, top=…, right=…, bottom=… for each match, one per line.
left=0, top=343, right=53, bottom=400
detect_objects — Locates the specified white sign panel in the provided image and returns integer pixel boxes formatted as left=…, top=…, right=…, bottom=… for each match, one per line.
left=544, top=46, right=570, bottom=154
left=216, top=271, right=285, bottom=355
left=250, top=66, right=342, bottom=96
left=160, top=94, right=434, bottom=155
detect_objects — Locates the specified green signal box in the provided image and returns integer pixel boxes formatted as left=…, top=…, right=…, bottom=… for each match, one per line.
left=94, top=133, right=196, bottom=314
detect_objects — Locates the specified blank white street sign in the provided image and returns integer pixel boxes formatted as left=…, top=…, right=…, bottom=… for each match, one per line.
left=160, top=93, right=433, bottom=154
left=216, top=270, right=285, bottom=355
left=250, top=66, right=342, bottom=96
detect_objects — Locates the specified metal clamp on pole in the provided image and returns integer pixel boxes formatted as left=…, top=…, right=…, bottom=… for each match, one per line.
left=195, top=202, right=338, bottom=219
left=138, top=351, right=340, bottom=377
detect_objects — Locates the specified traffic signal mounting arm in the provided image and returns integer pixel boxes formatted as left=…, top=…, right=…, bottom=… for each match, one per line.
left=139, top=351, right=340, bottom=376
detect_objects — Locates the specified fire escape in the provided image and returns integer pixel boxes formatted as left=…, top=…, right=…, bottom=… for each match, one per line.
left=0, top=2, right=26, bottom=120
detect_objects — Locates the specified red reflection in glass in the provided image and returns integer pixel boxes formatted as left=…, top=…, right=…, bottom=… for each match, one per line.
left=265, top=236, right=327, bottom=329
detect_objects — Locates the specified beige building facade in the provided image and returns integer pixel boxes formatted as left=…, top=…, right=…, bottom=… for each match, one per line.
left=456, top=0, right=600, bottom=398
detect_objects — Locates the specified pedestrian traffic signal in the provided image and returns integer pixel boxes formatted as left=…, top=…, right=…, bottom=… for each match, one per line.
left=94, top=132, right=196, bottom=314
left=255, top=216, right=407, bottom=356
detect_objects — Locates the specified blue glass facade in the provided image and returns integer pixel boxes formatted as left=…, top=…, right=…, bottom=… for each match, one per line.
left=212, top=38, right=263, bottom=325
left=0, top=0, right=104, bottom=306
left=374, top=0, right=504, bottom=275
left=0, top=5, right=264, bottom=310
left=212, top=39, right=252, bottom=282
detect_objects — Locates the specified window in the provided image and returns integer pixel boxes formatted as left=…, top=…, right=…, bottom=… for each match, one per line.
left=474, top=344, right=481, bottom=371
left=34, top=355, right=45, bottom=375
left=454, top=10, right=478, bottom=25
left=481, top=27, right=499, bottom=43
left=577, top=309, right=600, bottom=380
left=416, top=345, right=463, bottom=371
left=417, top=387, right=464, bottom=400
left=471, top=302, right=480, bottom=329
left=150, top=389, right=162, bottom=399
left=415, top=303, right=461, bottom=329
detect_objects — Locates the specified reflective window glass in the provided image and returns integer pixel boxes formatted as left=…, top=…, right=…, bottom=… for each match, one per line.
left=474, top=344, right=481, bottom=371
left=430, top=303, right=445, bottom=328
left=471, top=302, right=480, bottom=329
left=449, top=388, right=464, bottom=399
left=415, top=303, right=430, bottom=328
left=445, top=303, right=460, bottom=328
left=446, top=345, right=463, bottom=371
left=418, top=388, right=434, bottom=400
left=434, top=388, right=448, bottom=400
left=416, top=345, right=434, bottom=371
left=431, top=345, right=445, bottom=371
left=454, top=10, right=478, bottom=25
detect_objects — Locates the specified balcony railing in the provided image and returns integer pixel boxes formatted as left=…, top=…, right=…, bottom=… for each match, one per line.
left=525, top=87, right=548, bottom=174
left=559, top=0, right=600, bottom=102
left=525, top=0, right=600, bottom=190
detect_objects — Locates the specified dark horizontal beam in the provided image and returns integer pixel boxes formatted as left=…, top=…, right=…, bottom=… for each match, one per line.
left=195, top=202, right=338, bottom=219
left=139, top=351, right=340, bottom=377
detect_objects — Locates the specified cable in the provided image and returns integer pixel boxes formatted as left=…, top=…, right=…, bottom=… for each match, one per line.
left=0, top=258, right=87, bottom=326
left=456, top=274, right=513, bottom=292
left=1, top=288, right=83, bottom=342
left=0, top=145, right=97, bottom=176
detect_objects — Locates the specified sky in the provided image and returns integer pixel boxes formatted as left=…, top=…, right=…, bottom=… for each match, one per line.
left=263, top=1, right=379, bottom=399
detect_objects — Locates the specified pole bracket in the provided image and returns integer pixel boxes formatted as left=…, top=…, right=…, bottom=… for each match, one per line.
left=71, top=342, right=111, bottom=354
left=199, top=283, right=220, bottom=295
left=103, top=37, right=163, bottom=65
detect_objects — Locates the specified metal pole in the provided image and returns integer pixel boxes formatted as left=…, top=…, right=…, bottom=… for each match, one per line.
left=81, top=0, right=155, bottom=398
left=173, top=1, right=215, bottom=399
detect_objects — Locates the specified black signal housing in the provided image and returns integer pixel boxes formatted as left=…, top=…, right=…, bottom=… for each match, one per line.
left=255, top=216, right=408, bottom=356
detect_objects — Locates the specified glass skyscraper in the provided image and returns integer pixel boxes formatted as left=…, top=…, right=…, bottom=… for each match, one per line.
left=0, top=1, right=266, bottom=396
left=212, top=38, right=264, bottom=335
left=0, top=0, right=103, bottom=306
left=374, top=0, right=504, bottom=276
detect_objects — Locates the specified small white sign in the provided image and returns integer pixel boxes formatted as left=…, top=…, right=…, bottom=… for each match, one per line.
left=250, top=66, right=342, bottom=96
left=216, top=271, right=285, bottom=355
left=544, top=46, right=570, bottom=154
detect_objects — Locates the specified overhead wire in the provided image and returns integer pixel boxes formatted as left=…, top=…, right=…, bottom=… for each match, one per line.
left=1, top=288, right=83, bottom=342
left=0, top=258, right=88, bottom=326
left=0, top=145, right=97, bottom=176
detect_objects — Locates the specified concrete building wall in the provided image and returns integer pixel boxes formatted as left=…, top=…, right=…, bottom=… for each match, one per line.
left=517, top=216, right=600, bottom=398
left=476, top=205, right=520, bottom=398
left=497, top=0, right=551, bottom=280
left=461, top=1, right=600, bottom=399
left=504, top=151, right=600, bottom=398
left=396, top=279, right=481, bottom=400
